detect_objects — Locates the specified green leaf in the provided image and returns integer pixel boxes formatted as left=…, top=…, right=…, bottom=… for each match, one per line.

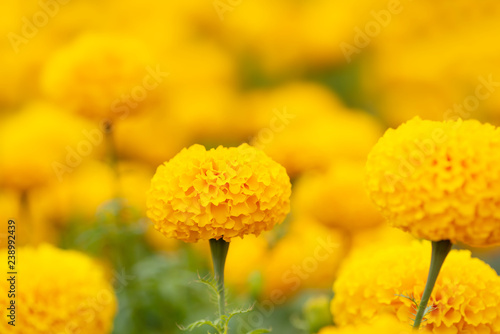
left=225, top=304, right=255, bottom=323
left=178, top=319, right=220, bottom=332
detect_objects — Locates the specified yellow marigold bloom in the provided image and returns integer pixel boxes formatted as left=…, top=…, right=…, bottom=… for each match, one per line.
left=243, top=82, right=382, bottom=177
left=40, top=33, right=157, bottom=121
left=0, top=103, right=95, bottom=190
left=366, top=117, right=500, bottom=247
left=261, top=217, right=346, bottom=299
left=363, top=0, right=500, bottom=126
left=146, top=144, right=291, bottom=243
left=0, top=244, right=117, bottom=333
left=318, top=315, right=429, bottom=334
left=295, top=160, right=383, bottom=231
left=332, top=242, right=500, bottom=333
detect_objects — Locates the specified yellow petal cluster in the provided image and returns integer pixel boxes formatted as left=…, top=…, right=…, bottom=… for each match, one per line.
left=146, top=144, right=291, bottom=242
left=332, top=242, right=500, bottom=333
left=319, top=315, right=429, bottom=334
left=294, top=160, right=383, bottom=231
left=0, top=244, right=117, bottom=334
left=366, top=117, right=500, bottom=247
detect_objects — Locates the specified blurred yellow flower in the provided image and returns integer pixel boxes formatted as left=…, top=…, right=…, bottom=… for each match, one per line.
left=366, top=117, right=500, bottom=246
left=28, top=160, right=154, bottom=231
left=263, top=110, right=382, bottom=177
left=40, top=33, right=159, bottom=121
left=163, top=40, right=237, bottom=91
left=147, top=144, right=291, bottom=242
left=261, top=218, right=346, bottom=299
left=225, top=234, right=268, bottom=293
left=28, top=160, right=116, bottom=224
left=112, top=106, right=191, bottom=168
left=0, top=244, right=117, bottom=333
left=243, top=82, right=382, bottom=177
left=144, top=223, right=181, bottom=252
left=222, top=0, right=386, bottom=73
left=364, top=0, right=500, bottom=126
left=294, top=160, right=383, bottom=231
left=169, top=86, right=245, bottom=142
left=331, top=242, right=500, bottom=333
left=349, top=225, right=416, bottom=258
left=116, top=161, right=154, bottom=215
left=0, top=189, right=24, bottom=246
left=243, top=81, right=345, bottom=132
left=0, top=103, right=95, bottom=190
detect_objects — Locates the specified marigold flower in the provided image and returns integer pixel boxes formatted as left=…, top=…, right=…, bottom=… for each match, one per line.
left=366, top=117, right=500, bottom=247
left=319, top=315, right=430, bottom=334
left=364, top=0, right=500, bottom=126
left=146, top=144, right=291, bottom=243
left=0, top=103, right=95, bottom=190
left=261, top=217, right=346, bottom=299
left=243, top=82, right=382, bottom=177
left=40, top=33, right=156, bottom=121
left=294, top=160, right=383, bottom=231
left=0, top=244, right=117, bottom=333
left=331, top=242, right=500, bottom=333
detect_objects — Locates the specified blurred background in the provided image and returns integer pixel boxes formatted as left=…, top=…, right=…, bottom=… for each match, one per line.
left=1, top=1, right=500, bottom=333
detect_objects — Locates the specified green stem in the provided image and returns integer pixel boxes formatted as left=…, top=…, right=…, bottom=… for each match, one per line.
left=412, top=240, right=452, bottom=330
left=209, top=238, right=230, bottom=318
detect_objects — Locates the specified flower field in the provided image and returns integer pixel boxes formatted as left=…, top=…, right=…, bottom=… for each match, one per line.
left=1, top=1, right=500, bottom=333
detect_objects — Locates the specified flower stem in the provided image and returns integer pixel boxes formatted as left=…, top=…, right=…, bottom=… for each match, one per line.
left=412, top=240, right=452, bottom=330
left=209, top=238, right=230, bottom=318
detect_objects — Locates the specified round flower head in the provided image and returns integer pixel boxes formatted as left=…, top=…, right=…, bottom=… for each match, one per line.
left=366, top=117, right=500, bottom=247
left=0, top=244, right=117, bottom=333
left=294, top=160, right=383, bottom=231
left=146, top=144, right=291, bottom=242
left=331, top=242, right=500, bottom=333
left=40, top=33, right=157, bottom=121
